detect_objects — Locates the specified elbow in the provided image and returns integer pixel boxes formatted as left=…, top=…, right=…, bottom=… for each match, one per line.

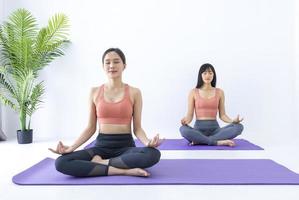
left=133, top=128, right=139, bottom=134
left=133, top=127, right=142, bottom=135
left=86, top=126, right=96, bottom=135
left=187, top=114, right=193, bottom=119
left=219, top=114, right=225, bottom=121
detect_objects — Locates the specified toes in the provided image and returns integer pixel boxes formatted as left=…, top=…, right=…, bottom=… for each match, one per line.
left=143, top=171, right=148, bottom=176
left=228, top=140, right=235, bottom=147
left=136, top=169, right=149, bottom=177
left=142, top=170, right=150, bottom=177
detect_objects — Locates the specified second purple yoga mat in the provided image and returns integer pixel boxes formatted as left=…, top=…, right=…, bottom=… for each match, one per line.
left=84, top=138, right=263, bottom=150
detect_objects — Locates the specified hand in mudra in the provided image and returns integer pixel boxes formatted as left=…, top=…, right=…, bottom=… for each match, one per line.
left=232, top=115, right=243, bottom=124
left=48, top=141, right=75, bottom=154
left=147, top=134, right=164, bottom=148
left=181, top=117, right=191, bottom=125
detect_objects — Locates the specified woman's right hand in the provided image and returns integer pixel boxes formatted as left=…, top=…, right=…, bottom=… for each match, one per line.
left=181, top=116, right=192, bottom=125
left=232, top=115, right=244, bottom=124
left=48, top=141, right=75, bottom=155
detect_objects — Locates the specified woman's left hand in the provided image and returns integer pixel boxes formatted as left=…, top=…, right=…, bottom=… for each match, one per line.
left=147, top=134, right=164, bottom=148
left=232, top=115, right=244, bottom=124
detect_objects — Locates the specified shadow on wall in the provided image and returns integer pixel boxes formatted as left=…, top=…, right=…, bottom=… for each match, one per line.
left=1, top=106, right=18, bottom=141
left=0, top=130, right=6, bottom=141
left=0, top=105, right=7, bottom=141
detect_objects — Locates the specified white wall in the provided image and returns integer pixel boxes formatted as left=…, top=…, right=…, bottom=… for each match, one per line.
left=295, top=0, right=299, bottom=141
left=2, top=0, right=298, bottom=145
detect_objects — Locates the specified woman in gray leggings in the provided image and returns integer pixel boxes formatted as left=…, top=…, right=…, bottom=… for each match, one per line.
left=180, top=63, right=244, bottom=146
left=49, top=48, right=162, bottom=177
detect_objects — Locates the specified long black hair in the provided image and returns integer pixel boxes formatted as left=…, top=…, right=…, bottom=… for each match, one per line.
left=102, top=48, right=126, bottom=65
left=196, top=63, right=217, bottom=88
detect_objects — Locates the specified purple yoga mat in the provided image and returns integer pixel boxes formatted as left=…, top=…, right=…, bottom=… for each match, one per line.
left=84, top=138, right=263, bottom=150
left=13, top=158, right=299, bottom=185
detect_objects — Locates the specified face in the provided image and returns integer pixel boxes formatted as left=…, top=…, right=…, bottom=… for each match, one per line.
left=201, top=68, right=214, bottom=84
left=102, top=51, right=126, bottom=78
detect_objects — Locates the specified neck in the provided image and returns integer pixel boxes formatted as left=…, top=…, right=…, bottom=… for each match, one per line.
left=106, top=77, right=124, bottom=89
left=201, top=83, right=213, bottom=90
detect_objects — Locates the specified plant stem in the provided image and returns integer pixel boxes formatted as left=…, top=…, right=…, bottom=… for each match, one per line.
left=19, top=106, right=26, bottom=131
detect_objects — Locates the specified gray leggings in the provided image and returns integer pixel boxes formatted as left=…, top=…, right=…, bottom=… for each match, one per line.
left=55, top=133, right=161, bottom=177
left=179, top=120, right=244, bottom=145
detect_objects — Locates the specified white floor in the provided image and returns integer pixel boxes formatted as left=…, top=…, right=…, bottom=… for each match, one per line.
left=1, top=138, right=299, bottom=200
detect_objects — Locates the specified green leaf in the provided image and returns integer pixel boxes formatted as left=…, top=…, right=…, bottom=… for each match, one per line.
left=0, top=94, right=17, bottom=111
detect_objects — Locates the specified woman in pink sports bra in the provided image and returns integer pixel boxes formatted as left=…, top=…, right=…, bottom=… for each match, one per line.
left=49, top=48, right=162, bottom=177
left=179, top=63, right=244, bottom=146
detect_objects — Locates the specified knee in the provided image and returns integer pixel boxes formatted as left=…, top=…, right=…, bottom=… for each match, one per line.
left=179, top=125, right=189, bottom=136
left=235, top=123, right=244, bottom=135
left=55, top=155, right=67, bottom=173
left=151, top=148, right=161, bottom=164
left=143, top=148, right=161, bottom=168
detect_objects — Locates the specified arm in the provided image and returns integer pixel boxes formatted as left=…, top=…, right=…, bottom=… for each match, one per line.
left=131, top=87, right=162, bottom=147
left=70, top=87, right=98, bottom=150
left=132, top=88, right=151, bottom=146
left=49, top=87, right=98, bottom=154
left=181, top=89, right=195, bottom=125
left=218, top=89, right=234, bottom=123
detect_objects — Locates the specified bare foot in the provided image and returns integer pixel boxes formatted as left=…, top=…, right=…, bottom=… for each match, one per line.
left=217, top=140, right=235, bottom=147
left=124, top=168, right=150, bottom=177
left=91, top=155, right=103, bottom=164
left=189, top=141, right=195, bottom=146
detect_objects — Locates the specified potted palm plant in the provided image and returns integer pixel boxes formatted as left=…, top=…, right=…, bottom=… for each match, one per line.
left=0, top=9, right=70, bottom=144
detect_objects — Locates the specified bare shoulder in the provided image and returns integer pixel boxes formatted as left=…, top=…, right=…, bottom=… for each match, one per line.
left=90, top=86, right=99, bottom=95
left=128, top=85, right=141, bottom=97
left=191, top=88, right=197, bottom=94
left=189, top=88, right=197, bottom=97
left=90, top=86, right=101, bottom=102
left=216, top=88, right=224, bottom=96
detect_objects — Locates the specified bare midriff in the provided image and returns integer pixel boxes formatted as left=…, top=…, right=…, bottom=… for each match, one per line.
left=196, top=117, right=217, bottom=120
left=99, top=123, right=132, bottom=134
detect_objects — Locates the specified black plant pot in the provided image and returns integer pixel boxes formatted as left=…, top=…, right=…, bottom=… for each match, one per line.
left=17, top=129, right=33, bottom=144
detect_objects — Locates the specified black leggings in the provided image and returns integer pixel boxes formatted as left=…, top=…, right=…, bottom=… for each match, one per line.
left=55, top=133, right=161, bottom=177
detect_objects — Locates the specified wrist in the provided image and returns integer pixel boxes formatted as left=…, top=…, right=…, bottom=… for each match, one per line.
left=146, top=139, right=151, bottom=147
left=70, top=145, right=77, bottom=150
